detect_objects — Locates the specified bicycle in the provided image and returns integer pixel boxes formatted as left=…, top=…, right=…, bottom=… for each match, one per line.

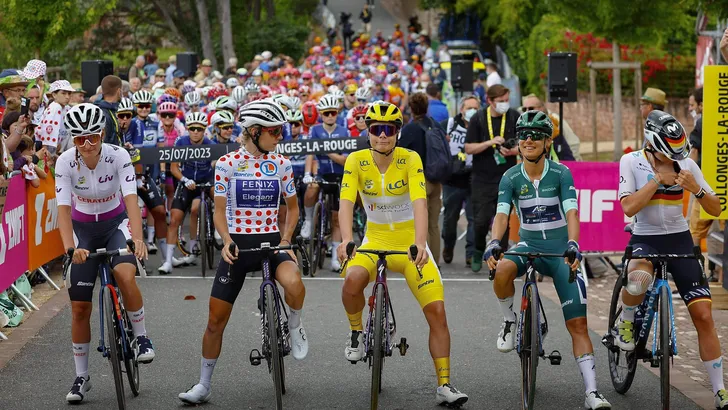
left=601, top=245, right=704, bottom=409
left=306, top=176, right=340, bottom=276
left=342, top=241, right=418, bottom=410
left=490, top=251, right=577, bottom=410
left=238, top=236, right=310, bottom=410
left=63, top=240, right=145, bottom=410
left=194, top=182, right=221, bottom=277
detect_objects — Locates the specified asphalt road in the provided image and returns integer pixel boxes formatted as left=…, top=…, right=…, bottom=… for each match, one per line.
left=0, top=237, right=701, bottom=409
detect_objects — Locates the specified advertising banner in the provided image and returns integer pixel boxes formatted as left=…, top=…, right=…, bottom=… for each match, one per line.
left=26, top=176, right=63, bottom=271
left=699, top=65, right=728, bottom=219
left=0, top=175, right=28, bottom=292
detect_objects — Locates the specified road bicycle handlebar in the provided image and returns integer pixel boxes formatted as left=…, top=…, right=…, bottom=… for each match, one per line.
left=488, top=251, right=578, bottom=283
left=343, top=241, right=422, bottom=279
left=66, top=239, right=136, bottom=260
left=623, top=245, right=702, bottom=261
left=230, top=235, right=310, bottom=276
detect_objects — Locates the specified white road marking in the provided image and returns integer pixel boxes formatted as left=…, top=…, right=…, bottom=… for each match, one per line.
left=143, top=275, right=522, bottom=282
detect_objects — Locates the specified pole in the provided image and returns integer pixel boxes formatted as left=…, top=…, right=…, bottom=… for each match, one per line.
left=634, top=68, right=643, bottom=150
left=612, top=41, right=623, bottom=161
left=590, top=68, right=597, bottom=160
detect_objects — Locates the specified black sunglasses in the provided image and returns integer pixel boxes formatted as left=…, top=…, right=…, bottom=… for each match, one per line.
left=218, top=124, right=233, bottom=130
left=136, top=103, right=151, bottom=109
left=517, top=130, right=549, bottom=141
left=188, top=126, right=205, bottom=133
left=290, top=122, right=301, bottom=127
left=523, top=106, right=542, bottom=112
left=160, top=112, right=176, bottom=119
left=322, top=111, right=338, bottom=117
left=117, top=113, right=133, bottom=120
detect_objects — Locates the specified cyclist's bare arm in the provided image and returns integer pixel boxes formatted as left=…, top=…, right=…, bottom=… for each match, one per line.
left=412, top=198, right=429, bottom=266
left=170, top=161, right=183, bottom=181
left=282, top=195, right=299, bottom=243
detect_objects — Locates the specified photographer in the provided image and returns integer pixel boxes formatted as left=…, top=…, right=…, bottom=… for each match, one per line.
left=464, top=84, right=519, bottom=272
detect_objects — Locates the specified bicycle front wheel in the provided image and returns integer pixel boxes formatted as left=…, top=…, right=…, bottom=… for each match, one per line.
left=659, top=286, right=671, bottom=410
left=606, top=271, right=637, bottom=393
left=122, top=308, right=140, bottom=396
left=521, top=284, right=538, bottom=410
left=265, top=285, right=284, bottom=410
left=199, top=199, right=208, bottom=278
left=371, top=283, right=385, bottom=410
left=309, top=203, right=321, bottom=277
left=104, top=289, right=126, bottom=409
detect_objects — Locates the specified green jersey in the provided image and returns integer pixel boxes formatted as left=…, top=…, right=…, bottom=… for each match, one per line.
left=496, top=160, right=578, bottom=241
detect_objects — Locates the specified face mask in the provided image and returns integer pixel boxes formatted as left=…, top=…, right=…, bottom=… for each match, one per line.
left=690, top=110, right=699, bottom=120
left=495, top=101, right=510, bottom=114
left=464, top=108, right=477, bottom=122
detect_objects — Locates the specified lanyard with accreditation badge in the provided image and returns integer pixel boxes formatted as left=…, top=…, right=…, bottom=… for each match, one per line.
left=486, top=106, right=507, bottom=165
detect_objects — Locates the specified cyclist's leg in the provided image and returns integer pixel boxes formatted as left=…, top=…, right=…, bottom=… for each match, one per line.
left=273, top=247, right=308, bottom=359
left=164, top=184, right=190, bottom=269
left=144, top=177, right=168, bottom=257
left=341, top=246, right=376, bottom=330
left=493, top=242, right=529, bottom=320
left=189, top=195, right=201, bottom=245
left=617, top=237, right=657, bottom=350
left=667, top=231, right=725, bottom=395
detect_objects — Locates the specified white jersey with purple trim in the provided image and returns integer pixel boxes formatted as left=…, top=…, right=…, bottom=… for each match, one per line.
left=214, top=148, right=296, bottom=234
left=55, top=144, right=137, bottom=222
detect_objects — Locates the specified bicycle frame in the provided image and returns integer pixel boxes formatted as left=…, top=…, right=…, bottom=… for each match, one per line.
left=364, top=256, right=396, bottom=358
left=515, top=262, right=549, bottom=358
left=258, top=245, right=291, bottom=358
left=97, top=260, right=130, bottom=359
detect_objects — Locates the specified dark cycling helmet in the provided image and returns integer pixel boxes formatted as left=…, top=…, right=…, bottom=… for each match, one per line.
left=515, top=110, right=554, bottom=163
left=644, top=110, right=688, bottom=161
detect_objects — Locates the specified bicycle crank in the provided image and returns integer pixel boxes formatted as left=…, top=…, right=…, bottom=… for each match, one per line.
left=544, top=350, right=561, bottom=365
left=397, top=338, right=409, bottom=356
left=249, top=349, right=263, bottom=366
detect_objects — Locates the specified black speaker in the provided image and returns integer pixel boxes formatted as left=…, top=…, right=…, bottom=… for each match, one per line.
left=547, top=52, right=577, bottom=102
left=81, top=60, right=113, bottom=96
left=177, top=52, right=199, bottom=78
left=450, top=59, right=473, bottom=92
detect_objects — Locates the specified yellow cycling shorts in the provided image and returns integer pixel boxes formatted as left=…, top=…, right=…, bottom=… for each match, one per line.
left=342, top=236, right=444, bottom=309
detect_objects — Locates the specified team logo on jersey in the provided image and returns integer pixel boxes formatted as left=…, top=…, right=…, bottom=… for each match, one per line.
left=520, top=184, right=528, bottom=195
left=285, top=180, right=295, bottom=194
left=215, top=182, right=226, bottom=193
left=237, top=161, right=249, bottom=172
left=260, top=160, right=278, bottom=176
left=364, top=179, right=374, bottom=190
left=386, top=179, right=407, bottom=194
left=77, top=176, right=86, bottom=185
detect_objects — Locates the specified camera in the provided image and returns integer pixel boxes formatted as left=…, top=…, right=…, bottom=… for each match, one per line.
left=502, top=138, right=517, bottom=149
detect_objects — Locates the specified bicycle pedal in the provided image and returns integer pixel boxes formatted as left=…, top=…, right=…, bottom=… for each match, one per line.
left=249, top=349, right=263, bottom=366
left=349, top=360, right=358, bottom=365
left=397, top=337, right=409, bottom=356
left=546, top=350, right=561, bottom=365
left=650, top=358, right=660, bottom=368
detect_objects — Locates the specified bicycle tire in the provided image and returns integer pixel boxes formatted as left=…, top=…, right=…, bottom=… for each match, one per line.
left=265, top=285, right=284, bottom=410
left=521, top=284, right=538, bottom=410
left=310, top=202, right=322, bottom=277
left=200, top=199, right=208, bottom=278
left=177, top=225, right=190, bottom=256
left=122, top=308, right=140, bottom=396
left=659, top=286, right=670, bottom=410
left=205, top=202, right=215, bottom=270
left=371, top=283, right=385, bottom=410
left=104, top=289, right=126, bottom=409
left=606, top=272, right=637, bottom=394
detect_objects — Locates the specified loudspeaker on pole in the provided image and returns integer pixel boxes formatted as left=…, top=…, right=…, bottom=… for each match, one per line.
left=176, top=52, right=199, bottom=78
left=81, top=60, right=114, bottom=96
left=547, top=52, right=577, bottom=103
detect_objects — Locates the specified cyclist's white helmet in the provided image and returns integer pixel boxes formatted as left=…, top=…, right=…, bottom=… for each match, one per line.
left=355, top=87, right=372, bottom=101
left=211, top=110, right=235, bottom=126
left=132, top=90, right=154, bottom=104
left=287, top=96, right=301, bottom=110
left=185, top=91, right=201, bottom=107
left=327, top=85, right=340, bottom=94
left=64, top=103, right=106, bottom=137
left=226, top=77, right=239, bottom=88
left=238, top=98, right=287, bottom=128
left=361, top=78, right=375, bottom=89
left=232, top=86, right=247, bottom=104
left=185, top=111, right=208, bottom=127
left=214, top=96, right=237, bottom=112
left=286, top=109, right=303, bottom=123
left=331, top=89, right=345, bottom=102
left=245, top=83, right=260, bottom=94
left=118, top=98, right=134, bottom=113
left=317, top=94, right=339, bottom=112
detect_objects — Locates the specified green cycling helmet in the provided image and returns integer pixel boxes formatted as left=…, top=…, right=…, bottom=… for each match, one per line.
left=515, top=110, right=553, bottom=138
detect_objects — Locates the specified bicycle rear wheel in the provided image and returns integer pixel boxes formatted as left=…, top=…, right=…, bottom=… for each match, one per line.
left=200, top=199, right=208, bottom=278
left=310, top=203, right=321, bottom=277
left=121, top=307, right=140, bottom=396
left=104, top=289, right=126, bottom=409
left=371, top=283, right=385, bottom=410
left=659, top=286, right=671, bottom=410
left=606, top=272, right=637, bottom=393
left=521, top=284, right=538, bottom=410
left=265, top=285, right=284, bottom=410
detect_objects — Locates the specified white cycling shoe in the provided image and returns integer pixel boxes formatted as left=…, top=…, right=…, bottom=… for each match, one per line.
left=330, top=257, right=341, bottom=272
left=436, top=383, right=469, bottom=406
left=290, top=323, right=309, bottom=360
left=183, top=254, right=198, bottom=266
left=497, top=320, right=516, bottom=352
left=178, top=383, right=211, bottom=405
left=147, top=241, right=158, bottom=254
left=616, top=318, right=635, bottom=351
left=584, top=390, right=611, bottom=409
left=345, top=330, right=364, bottom=362
left=301, top=220, right=312, bottom=239
left=172, top=256, right=187, bottom=268
left=66, top=376, right=91, bottom=403
left=158, top=262, right=173, bottom=275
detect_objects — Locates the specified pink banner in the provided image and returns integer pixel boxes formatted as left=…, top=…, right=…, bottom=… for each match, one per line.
left=695, top=36, right=715, bottom=88
left=0, top=175, right=28, bottom=292
left=562, top=161, right=630, bottom=252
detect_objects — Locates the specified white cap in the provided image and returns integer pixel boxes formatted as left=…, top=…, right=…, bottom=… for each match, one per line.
left=252, top=68, right=263, bottom=77
left=151, top=81, right=165, bottom=91
left=262, top=51, right=272, bottom=60
left=226, top=77, right=239, bottom=88
left=49, top=80, right=75, bottom=93
left=213, top=70, right=224, bottom=80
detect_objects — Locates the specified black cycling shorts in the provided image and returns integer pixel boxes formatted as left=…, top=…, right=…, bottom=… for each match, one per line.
left=211, top=233, right=295, bottom=305
left=629, top=230, right=711, bottom=307
left=172, top=177, right=213, bottom=212
left=138, top=177, right=165, bottom=210
left=66, top=213, right=137, bottom=302
left=319, top=173, right=342, bottom=211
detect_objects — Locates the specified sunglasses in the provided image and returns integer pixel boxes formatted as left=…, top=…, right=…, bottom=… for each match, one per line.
left=188, top=126, right=205, bottom=133
left=517, top=130, right=549, bottom=141
left=218, top=124, right=233, bottom=131
left=290, top=122, right=302, bottom=127
left=300, top=93, right=309, bottom=97
left=523, top=106, right=542, bottom=111
left=355, top=116, right=365, bottom=121
left=347, top=93, right=356, bottom=97
left=261, top=125, right=283, bottom=136
left=160, top=112, right=176, bottom=119
left=136, top=104, right=151, bottom=109
left=369, top=124, right=398, bottom=137
left=73, top=133, right=101, bottom=146
left=322, top=110, right=338, bottom=117
left=117, top=113, right=133, bottom=120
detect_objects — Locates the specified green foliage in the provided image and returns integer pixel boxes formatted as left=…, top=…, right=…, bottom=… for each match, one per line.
left=0, top=0, right=116, bottom=66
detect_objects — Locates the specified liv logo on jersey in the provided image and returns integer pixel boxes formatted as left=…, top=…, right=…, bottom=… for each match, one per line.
left=260, top=161, right=278, bottom=176
left=214, top=182, right=226, bottom=194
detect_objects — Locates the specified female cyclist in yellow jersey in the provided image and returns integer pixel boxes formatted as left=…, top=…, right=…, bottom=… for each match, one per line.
left=336, top=101, right=468, bottom=406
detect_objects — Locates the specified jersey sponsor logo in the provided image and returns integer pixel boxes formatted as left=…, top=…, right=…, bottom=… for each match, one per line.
left=237, top=161, right=249, bottom=172
left=542, top=186, right=557, bottom=192
left=76, top=194, right=116, bottom=204
left=386, top=179, right=407, bottom=194
left=368, top=202, right=411, bottom=212
left=285, top=179, right=295, bottom=194
left=123, top=162, right=132, bottom=168
left=214, top=182, right=226, bottom=193
left=362, top=190, right=377, bottom=196
left=77, top=176, right=86, bottom=185
left=98, top=174, right=114, bottom=184
left=233, top=172, right=255, bottom=177
left=260, top=160, right=278, bottom=176
left=521, top=203, right=561, bottom=225
left=341, top=182, right=350, bottom=189
left=125, top=175, right=135, bottom=182
left=344, top=169, right=352, bottom=175
left=359, top=160, right=372, bottom=170
left=364, top=179, right=374, bottom=190
left=103, top=156, right=115, bottom=164
left=56, top=187, right=62, bottom=193
left=419, top=181, right=425, bottom=190
left=395, top=157, right=407, bottom=168
left=218, top=276, right=230, bottom=284
left=234, top=179, right=280, bottom=208
left=417, top=279, right=434, bottom=289
left=417, top=168, right=423, bottom=174
left=76, top=281, right=94, bottom=287
left=519, top=184, right=528, bottom=195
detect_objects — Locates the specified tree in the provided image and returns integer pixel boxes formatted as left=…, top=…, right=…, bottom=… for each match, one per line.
left=195, top=0, right=218, bottom=68
left=0, top=0, right=115, bottom=63
left=218, top=0, right=236, bottom=67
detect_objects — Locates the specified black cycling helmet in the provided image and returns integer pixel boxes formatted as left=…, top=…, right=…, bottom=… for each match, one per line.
left=644, top=110, right=689, bottom=161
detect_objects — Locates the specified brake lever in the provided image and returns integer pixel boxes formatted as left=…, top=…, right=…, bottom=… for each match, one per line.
left=408, top=244, right=423, bottom=280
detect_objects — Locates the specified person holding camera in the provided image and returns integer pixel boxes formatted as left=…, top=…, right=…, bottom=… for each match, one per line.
left=464, top=84, right=519, bottom=272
